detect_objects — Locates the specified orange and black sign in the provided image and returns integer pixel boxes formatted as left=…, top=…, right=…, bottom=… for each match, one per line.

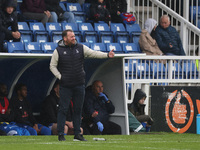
left=151, top=86, right=200, bottom=133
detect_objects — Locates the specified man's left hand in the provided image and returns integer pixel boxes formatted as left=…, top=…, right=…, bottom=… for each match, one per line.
left=99, top=92, right=108, bottom=102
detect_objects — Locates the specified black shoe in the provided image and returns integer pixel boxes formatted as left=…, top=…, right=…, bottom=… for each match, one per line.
left=73, top=134, right=87, bottom=141
left=58, top=134, right=66, bottom=141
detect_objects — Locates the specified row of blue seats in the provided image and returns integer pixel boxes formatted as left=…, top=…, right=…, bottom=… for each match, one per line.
left=18, top=22, right=141, bottom=44
left=125, top=60, right=199, bottom=79
left=7, top=41, right=141, bottom=54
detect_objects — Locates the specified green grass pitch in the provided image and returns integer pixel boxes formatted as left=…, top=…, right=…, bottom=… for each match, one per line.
left=0, top=133, right=200, bottom=150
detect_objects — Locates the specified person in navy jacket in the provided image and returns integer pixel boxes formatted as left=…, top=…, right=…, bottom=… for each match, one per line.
left=83, top=80, right=121, bottom=135
left=155, top=15, right=186, bottom=55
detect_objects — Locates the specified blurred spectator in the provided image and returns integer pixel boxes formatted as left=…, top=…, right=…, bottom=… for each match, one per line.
left=83, top=80, right=121, bottom=135
left=40, top=81, right=83, bottom=135
left=0, top=83, right=12, bottom=123
left=0, top=0, right=20, bottom=52
left=139, top=18, right=163, bottom=55
left=90, top=0, right=111, bottom=24
left=106, top=0, right=127, bottom=23
left=155, top=15, right=186, bottom=55
left=45, top=0, right=75, bottom=23
left=128, top=89, right=153, bottom=132
left=10, top=83, right=52, bottom=135
left=0, top=83, right=30, bottom=136
left=20, top=0, right=53, bottom=25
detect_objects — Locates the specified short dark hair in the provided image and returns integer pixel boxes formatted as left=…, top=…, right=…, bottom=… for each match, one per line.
left=15, top=83, right=26, bottom=93
left=62, top=29, right=74, bottom=38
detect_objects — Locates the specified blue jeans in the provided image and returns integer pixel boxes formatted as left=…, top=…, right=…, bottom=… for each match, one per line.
left=51, top=12, right=75, bottom=23
left=57, top=85, right=85, bottom=135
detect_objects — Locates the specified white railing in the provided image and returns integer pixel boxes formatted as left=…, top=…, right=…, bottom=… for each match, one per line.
left=128, top=0, right=200, bottom=56
left=123, top=56, right=200, bottom=103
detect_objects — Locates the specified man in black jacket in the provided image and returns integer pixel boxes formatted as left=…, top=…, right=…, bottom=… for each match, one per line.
left=106, top=0, right=127, bottom=23
left=83, top=80, right=121, bottom=135
left=10, top=83, right=51, bottom=135
left=0, top=0, right=20, bottom=52
left=45, top=0, right=75, bottom=23
left=90, top=0, right=111, bottom=24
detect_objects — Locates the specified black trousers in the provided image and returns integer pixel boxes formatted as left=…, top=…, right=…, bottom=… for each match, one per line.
left=88, top=121, right=122, bottom=135
left=0, top=31, right=20, bottom=52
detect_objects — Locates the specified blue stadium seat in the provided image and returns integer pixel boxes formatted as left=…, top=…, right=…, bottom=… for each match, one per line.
left=131, top=32, right=141, bottom=43
left=46, top=23, right=62, bottom=42
left=66, top=3, right=83, bottom=12
left=41, top=42, right=57, bottom=53
left=74, top=12, right=86, bottom=23
left=62, top=22, right=78, bottom=31
left=110, top=23, right=129, bottom=43
left=51, top=33, right=62, bottom=43
left=66, top=3, right=86, bottom=23
left=24, top=42, right=43, bottom=53
left=125, top=24, right=142, bottom=34
left=150, top=62, right=167, bottom=79
left=134, top=62, right=152, bottom=79
left=90, top=43, right=107, bottom=52
left=94, top=23, right=113, bottom=43
left=126, top=24, right=141, bottom=43
left=78, top=23, right=97, bottom=43
left=46, top=23, right=62, bottom=34
left=189, top=6, right=200, bottom=24
left=62, top=23, right=82, bottom=42
left=122, top=43, right=141, bottom=53
left=7, top=42, right=27, bottom=53
left=29, top=22, right=46, bottom=33
left=171, top=62, right=183, bottom=79
left=125, top=60, right=139, bottom=79
left=183, top=61, right=199, bottom=79
left=106, top=43, right=123, bottom=53
left=18, top=22, right=33, bottom=43
left=29, top=22, right=49, bottom=43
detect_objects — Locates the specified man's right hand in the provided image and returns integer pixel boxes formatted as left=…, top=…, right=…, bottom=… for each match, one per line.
left=12, top=31, right=21, bottom=39
left=92, top=111, right=98, bottom=118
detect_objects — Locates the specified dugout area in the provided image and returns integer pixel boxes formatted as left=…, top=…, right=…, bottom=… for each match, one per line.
left=0, top=54, right=129, bottom=135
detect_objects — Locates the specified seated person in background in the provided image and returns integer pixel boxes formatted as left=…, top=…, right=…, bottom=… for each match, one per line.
left=139, top=18, right=163, bottom=55
left=40, top=81, right=83, bottom=135
left=106, top=0, right=127, bottom=23
left=45, top=0, right=75, bottom=23
left=10, top=83, right=51, bottom=135
left=83, top=80, right=121, bottom=135
left=0, top=0, right=20, bottom=52
left=155, top=15, right=186, bottom=56
left=90, top=0, right=111, bottom=24
left=128, top=89, right=153, bottom=132
left=20, top=0, right=53, bottom=25
left=0, top=83, right=30, bottom=136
